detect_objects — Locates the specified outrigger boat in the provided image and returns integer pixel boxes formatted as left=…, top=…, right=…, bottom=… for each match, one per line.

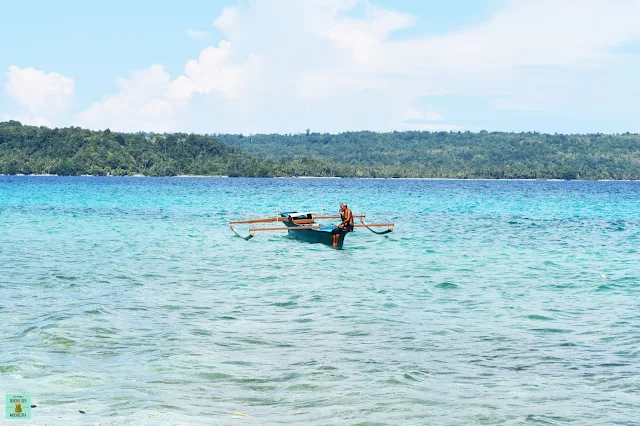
left=230, top=211, right=393, bottom=248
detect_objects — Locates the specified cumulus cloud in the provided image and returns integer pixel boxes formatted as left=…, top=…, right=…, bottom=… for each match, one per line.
left=181, top=41, right=262, bottom=100
left=74, top=65, right=177, bottom=132
left=213, top=6, right=240, bottom=36
left=4, top=66, right=74, bottom=126
left=324, top=3, right=414, bottom=65
left=73, top=0, right=640, bottom=133
left=74, top=41, right=262, bottom=132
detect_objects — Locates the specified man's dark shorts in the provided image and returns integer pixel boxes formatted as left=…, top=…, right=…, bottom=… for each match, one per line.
left=332, top=225, right=354, bottom=235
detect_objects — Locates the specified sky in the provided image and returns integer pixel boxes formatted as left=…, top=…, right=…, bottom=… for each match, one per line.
left=2, top=0, right=640, bottom=135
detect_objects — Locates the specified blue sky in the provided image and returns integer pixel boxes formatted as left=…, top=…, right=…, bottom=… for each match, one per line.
left=2, top=0, right=640, bottom=134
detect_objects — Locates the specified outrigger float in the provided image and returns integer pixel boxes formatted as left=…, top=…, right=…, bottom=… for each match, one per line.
left=230, top=211, right=393, bottom=248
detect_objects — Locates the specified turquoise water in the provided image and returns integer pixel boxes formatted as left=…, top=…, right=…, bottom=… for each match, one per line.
left=1, top=176, right=638, bottom=425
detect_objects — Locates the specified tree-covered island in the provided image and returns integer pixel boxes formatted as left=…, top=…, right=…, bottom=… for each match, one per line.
left=1, top=121, right=638, bottom=179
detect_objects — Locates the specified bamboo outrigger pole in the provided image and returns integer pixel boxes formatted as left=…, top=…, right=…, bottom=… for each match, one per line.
left=230, top=217, right=283, bottom=224
left=230, top=214, right=366, bottom=225
left=247, top=223, right=393, bottom=232
left=360, top=219, right=394, bottom=234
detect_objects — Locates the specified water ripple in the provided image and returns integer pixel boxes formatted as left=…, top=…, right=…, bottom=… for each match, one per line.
left=1, top=177, right=639, bottom=424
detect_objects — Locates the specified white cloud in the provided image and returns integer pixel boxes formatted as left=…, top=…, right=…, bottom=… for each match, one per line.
left=73, top=0, right=640, bottom=133
left=186, top=29, right=212, bottom=39
left=5, top=66, right=74, bottom=113
left=74, top=41, right=262, bottom=132
left=182, top=41, right=262, bottom=100
left=213, top=6, right=239, bottom=36
left=324, top=3, right=414, bottom=65
left=3, top=66, right=75, bottom=127
left=377, top=0, right=640, bottom=99
left=165, top=76, right=195, bottom=105
left=74, top=65, right=178, bottom=132
left=2, top=114, right=51, bottom=127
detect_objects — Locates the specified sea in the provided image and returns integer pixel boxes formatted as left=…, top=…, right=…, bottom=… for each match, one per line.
left=1, top=176, right=638, bottom=425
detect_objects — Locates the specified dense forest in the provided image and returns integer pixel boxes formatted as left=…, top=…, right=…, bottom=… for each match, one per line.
left=216, top=131, right=640, bottom=180
left=0, top=121, right=271, bottom=177
left=1, top=120, right=639, bottom=179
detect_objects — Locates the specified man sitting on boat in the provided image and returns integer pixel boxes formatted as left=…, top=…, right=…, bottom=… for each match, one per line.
left=332, top=203, right=354, bottom=247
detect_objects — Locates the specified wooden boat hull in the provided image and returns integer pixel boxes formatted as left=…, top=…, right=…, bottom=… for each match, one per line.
left=281, top=213, right=347, bottom=248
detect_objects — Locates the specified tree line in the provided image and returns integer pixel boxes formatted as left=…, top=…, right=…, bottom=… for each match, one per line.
left=215, top=130, right=640, bottom=180
left=1, top=121, right=639, bottom=179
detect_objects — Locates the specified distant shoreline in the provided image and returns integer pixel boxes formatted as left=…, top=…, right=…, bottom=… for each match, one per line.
left=1, top=174, right=639, bottom=182
left=3, top=121, right=639, bottom=181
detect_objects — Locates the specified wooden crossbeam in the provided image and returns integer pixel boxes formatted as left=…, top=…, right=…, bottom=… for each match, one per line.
left=229, top=217, right=282, bottom=224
